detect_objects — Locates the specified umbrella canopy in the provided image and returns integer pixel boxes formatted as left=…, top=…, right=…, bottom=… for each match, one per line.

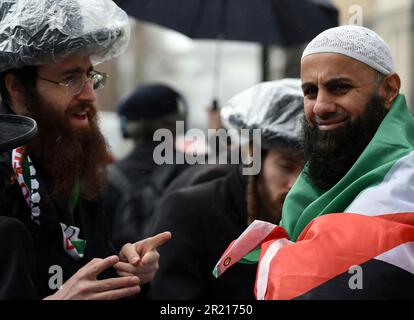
left=114, top=0, right=339, bottom=106
left=114, top=0, right=338, bottom=45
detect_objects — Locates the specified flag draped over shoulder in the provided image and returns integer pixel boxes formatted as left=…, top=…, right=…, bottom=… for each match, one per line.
left=281, top=94, right=414, bottom=241
left=214, top=214, right=414, bottom=299
left=260, top=213, right=414, bottom=299
left=214, top=95, right=414, bottom=299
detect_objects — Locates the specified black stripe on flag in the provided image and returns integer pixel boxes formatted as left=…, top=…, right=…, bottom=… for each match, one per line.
left=294, top=259, right=414, bottom=300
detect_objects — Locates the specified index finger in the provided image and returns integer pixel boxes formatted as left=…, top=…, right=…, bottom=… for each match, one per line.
left=140, top=231, right=172, bottom=252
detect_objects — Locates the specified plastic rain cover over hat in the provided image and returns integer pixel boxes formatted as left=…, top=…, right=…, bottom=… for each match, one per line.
left=0, top=0, right=130, bottom=72
left=220, top=79, right=304, bottom=150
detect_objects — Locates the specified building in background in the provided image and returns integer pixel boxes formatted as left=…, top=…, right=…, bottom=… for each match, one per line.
left=332, top=0, right=414, bottom=107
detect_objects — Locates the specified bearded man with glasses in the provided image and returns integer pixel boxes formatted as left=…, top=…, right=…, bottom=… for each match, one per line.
left=0, top=0, right=171, bottom=300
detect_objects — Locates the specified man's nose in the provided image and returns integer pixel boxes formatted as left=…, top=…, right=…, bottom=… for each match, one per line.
left=313, top=90, right=336, bottom=117
left=75, top=81, right=97, bottom=102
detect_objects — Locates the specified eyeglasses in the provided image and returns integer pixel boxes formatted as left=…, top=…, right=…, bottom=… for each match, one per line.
left=37, top=71, right=108, bottom=96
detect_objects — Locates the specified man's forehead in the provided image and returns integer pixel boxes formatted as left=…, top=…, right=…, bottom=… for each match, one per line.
left=37, top=55, right=93, bottom=76
left=301, top=52, right=375, bottom=82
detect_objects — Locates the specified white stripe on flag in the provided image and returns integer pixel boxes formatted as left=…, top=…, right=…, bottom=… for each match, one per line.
left=345, top=151, right=414, bottom=215
left=256, top=238, right=291, bottom=300
left=213, top=220, right=277, bottom=278
left=375, top=241, right=414, bottom=275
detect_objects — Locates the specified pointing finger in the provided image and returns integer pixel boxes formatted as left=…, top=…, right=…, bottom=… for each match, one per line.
left=138, top=231, right=172, bottom=252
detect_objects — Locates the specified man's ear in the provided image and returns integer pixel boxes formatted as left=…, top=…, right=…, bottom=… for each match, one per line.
left=4, top=73, right=28, bottom=115
left=382, top=73, right=401, bottom=110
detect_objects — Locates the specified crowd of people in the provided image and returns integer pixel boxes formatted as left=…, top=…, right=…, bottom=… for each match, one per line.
left=0, top=0, right=412, bottom=300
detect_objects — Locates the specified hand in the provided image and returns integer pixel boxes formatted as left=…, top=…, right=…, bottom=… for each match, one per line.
left=44, top=255, right=140, bottom=300
left=115, top=231, right=172, bottom=284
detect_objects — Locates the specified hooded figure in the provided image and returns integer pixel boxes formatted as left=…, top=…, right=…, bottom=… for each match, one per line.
left=148, top=79, right=304, bottom=299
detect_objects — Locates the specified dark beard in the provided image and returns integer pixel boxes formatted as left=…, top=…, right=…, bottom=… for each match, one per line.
left=302, top=94, right=388, bottom=190
left=25, top=92, right=111, bottom=201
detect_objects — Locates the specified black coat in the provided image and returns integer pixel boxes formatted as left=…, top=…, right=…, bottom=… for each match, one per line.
left=148, top=165, right=257, bottom=300
left=162, top=163, right=234, bottom=195
left=0, top=152, right=116, bottom=298
left=0, top=216, right=38, bottom=299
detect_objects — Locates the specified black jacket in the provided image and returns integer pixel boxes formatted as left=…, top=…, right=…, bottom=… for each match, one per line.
left=0, top=151, right=116, bottom=298
left=148, top=165, right=256, bottom=300
left=0, top=216, right=38, bottom=299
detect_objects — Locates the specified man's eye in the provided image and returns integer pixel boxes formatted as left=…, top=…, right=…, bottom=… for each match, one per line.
left=303, top=87, right=317, bottom=97
left=277, top=161, right=295, bottom=171
left=331, top=84, right=351, bottom=92
left=62, top=77, right=74, bottom=84
left=63, top=75, right=81, bottom=84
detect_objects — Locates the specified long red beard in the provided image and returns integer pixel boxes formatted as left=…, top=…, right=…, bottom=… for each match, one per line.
left=25, top=95, right=111, bottom=201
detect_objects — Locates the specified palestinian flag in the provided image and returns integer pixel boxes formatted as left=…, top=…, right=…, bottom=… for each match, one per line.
left=260, top=213, right=414, bottom=299
left=215, top=214, right=414, bottom=299
left=214, top=95, right=414, bottom=299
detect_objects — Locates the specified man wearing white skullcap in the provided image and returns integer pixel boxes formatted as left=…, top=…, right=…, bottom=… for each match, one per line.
left=215, top=25, right=414, bottom=300
left=150, top=79, right=305, bottom=300
left=298, top=25, right=402, bottom=189
left=278, top=25, right=414, bottom=299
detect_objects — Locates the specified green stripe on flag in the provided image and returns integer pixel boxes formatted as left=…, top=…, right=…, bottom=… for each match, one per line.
left=239, top=247, right=260, bottom=264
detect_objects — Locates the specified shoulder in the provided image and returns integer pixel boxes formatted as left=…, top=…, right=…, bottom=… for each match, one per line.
left=150, top=177, right=224, bottom=231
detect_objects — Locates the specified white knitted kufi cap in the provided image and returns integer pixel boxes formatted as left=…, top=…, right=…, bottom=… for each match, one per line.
left=302, top=25, right=395, bottom=75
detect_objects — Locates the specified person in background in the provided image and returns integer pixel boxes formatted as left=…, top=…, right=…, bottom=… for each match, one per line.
left=149, top=79, right=304, bottom=299
left=103, top=83, right=189, bottom=250
left=217, top=25, right=414, bottom=300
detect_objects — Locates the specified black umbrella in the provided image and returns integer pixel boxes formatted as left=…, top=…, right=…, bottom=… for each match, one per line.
left=115, top=0, right=338, bottom=106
